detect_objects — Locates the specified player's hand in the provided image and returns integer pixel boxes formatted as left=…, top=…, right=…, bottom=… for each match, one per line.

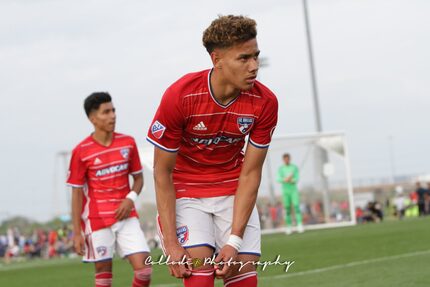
left=73, top=233, right=85, bottom=256
left=165, top=241, right=192, bottom=278
left=115, top=198, right=134, bottom=220
left=214, top=244, right=238, bottom=279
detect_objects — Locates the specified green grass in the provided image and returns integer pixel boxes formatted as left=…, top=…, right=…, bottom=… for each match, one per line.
left=1, top=217, right=429, bottom=286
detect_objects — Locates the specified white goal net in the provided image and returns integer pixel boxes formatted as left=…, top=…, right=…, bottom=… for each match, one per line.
left=258, top=131, right=356, bottom=234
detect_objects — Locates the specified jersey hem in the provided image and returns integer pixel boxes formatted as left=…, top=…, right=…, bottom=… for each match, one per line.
left=176, top=190, right=236, bottom=199
left=249, top=138, right=270, bottom=149
left=130, top=169, right=143, bottom=175
left=146, top=137, right=179, bottom=153
left=67, top=183, right=84, bottom=188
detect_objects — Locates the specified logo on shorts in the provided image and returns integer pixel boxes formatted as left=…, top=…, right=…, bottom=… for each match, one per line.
left=96, top=246, right=107, bottom=256
left=151, top=121, right=166, bottom=139
left=237, top=117, right=254, bottom=134
left=120, top=148, right=130, bottom=159
left=176, top=225, right=189, bottom=245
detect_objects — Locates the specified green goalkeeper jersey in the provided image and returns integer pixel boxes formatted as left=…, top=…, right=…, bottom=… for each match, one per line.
left=277, top=164, right=299, bottom=193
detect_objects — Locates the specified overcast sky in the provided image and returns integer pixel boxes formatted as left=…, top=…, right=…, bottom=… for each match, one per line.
left=1, top=0, right=428, bottom=221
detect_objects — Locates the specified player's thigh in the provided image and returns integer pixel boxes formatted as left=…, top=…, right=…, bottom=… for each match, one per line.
left=282, top=191, right=292, bottom=207
left=84, top=227, right=115, bottom=263
left=116, top=217, right=150, bottom=261
left=291, top=189, right=300, bottom=205
left=157, top=198, right=216, bottom=253
left=214, top=196, right=261, bottom=256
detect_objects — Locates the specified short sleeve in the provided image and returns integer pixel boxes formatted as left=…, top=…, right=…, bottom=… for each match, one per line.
left=129, top=139, right=143, bottom=174
left=249, top=96, right=278, bottom=148
left=146, top=87, right=185, bottom=152
left=66, top=147, right=86, bottom=187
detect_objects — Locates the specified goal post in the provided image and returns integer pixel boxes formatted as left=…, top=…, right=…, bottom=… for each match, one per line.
left=259, top=131, right=356, bottom=234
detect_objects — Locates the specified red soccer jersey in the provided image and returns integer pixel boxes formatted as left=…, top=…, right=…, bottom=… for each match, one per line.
left=67, top=133, right=143, bottom=233
left=147, top=69, right=278, bottom=198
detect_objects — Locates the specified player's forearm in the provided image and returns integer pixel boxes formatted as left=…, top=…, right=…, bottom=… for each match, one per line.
left=231, top=171, right=261, bottom=237
left=71, top=188, right=83, bottom=234
left=131, top=173, right=144, bottom=194
left=154, top=168, right=178, bottom=245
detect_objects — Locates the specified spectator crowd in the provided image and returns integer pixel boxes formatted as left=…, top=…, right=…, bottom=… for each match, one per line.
left=0, top=225, right=74, bottom=263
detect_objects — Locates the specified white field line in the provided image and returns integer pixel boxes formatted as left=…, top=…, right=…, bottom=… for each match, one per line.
left=259, top=249, right=430, bottom=281
left=153, top=249, right=430, bottom=287
left=1, top=249, right=428, bottom=286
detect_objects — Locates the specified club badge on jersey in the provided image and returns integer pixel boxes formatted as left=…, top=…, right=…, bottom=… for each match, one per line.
left=120, top=148, right=130, bottom=159
left=237, top=117, right=254, bottom=134
left=176, top=226, right=189, bottom=244
left=151, top=121, right=166, bottom=139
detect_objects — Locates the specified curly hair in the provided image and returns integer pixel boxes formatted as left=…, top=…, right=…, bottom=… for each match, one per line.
left=202, top=15, right=257, bottom=54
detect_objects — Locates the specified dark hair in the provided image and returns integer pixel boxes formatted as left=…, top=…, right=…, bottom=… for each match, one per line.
left=283, top=153, right=290, bottom=159
left=84, top=92, right=112, bottom=117
left=202, top=15, right=257, bottom=54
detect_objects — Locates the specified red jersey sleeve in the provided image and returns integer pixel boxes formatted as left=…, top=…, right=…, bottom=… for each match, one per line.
left=249, top=96, right=278, bottom=148
left=66, top=147, right=86, bottom=187
left=129, top=139, right=143, bottom=174
left=146, top=87, right=185, bottom=152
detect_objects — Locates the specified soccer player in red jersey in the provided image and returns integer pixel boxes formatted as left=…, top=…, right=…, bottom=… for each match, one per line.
left=147, top=15, right=278, bottom=287
left=67, top=93, right=152, bottom=287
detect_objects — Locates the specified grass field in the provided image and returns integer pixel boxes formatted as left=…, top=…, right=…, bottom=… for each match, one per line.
left=1, top=217, right=429, bottom=286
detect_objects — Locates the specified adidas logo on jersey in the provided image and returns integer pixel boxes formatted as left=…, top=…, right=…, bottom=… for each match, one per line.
left=94, top=157, right=102, bottom=165
left=193, top=121, right=207, bottom=131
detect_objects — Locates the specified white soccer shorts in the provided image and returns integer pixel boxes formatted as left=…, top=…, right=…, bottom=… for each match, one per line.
left=157, top=195, right=261, bottom=256
left=83, top=217, right=150, bottom=262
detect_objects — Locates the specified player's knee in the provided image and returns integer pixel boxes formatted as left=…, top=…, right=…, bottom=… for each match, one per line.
left=229, top=255, right=258, bottom=275
left=94, top=260, right=112, bottom=273
left=134, top=266, right=152, bottom=280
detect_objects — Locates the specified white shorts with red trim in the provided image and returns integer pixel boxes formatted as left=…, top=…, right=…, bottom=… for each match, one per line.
left=83, top=217, right=150, bottom=262
left=157, top=195, right=261, bottom=256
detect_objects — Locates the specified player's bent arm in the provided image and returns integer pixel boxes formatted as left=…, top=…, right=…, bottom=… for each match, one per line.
left=115, top=172, right=144, bottom=220
left=131, top=172, right=144, bottom=195
left=153, top=147, right=179, bottom=245
left=231, top=144, right=268, bottom=238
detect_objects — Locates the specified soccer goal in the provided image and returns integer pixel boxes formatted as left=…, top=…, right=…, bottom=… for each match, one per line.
left=258, top=131, right=356, bottom=234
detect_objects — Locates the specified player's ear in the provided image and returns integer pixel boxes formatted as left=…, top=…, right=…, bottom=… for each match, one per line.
left=211, top=50, right=222, bottom=69
left=88, top=111, right=97, bottom=125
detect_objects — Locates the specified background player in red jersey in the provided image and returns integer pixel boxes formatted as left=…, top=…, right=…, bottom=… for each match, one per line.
left=67, top=93, right=152, bottom=287
left=147, top=15, right=278, bottom=287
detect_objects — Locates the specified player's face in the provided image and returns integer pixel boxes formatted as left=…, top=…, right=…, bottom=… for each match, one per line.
left=216, top=38, right=260, bottom=91
left=283, top=156, right=290, bottom=165
left=90, top=102, right=116, bottom=133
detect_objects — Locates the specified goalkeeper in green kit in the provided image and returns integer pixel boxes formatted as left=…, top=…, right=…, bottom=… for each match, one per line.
left=277, top=153, right=304, bottom=235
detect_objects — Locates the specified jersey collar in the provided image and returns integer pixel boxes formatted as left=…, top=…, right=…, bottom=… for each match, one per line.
left=207, top=69, right=240, bottom=109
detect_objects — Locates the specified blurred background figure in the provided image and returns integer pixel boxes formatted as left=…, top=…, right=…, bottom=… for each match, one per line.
left=415, top=181, right=428, bottom=216
left=393, top=186, right=406, bottom=220
left=277, top=153, right=303, bottom=234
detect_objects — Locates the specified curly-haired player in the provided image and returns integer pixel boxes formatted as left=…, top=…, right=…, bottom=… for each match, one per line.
left=147, top=15, right=278, bottom=287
